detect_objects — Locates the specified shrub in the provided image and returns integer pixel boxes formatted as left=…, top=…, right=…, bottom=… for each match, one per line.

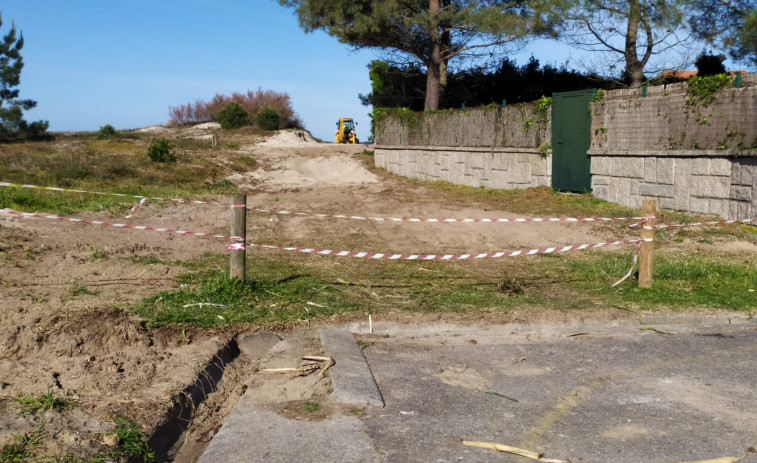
left=168, top=88, right=304, bottom=129
left=96, top=124, right=117, bottom=140
left=256, top=107, right=281, bottom=130
left=216, top=102, right=250, bottom=129
left=694, top=51, right=726, bottom=77
left=147, top=138, right=176, bottom=163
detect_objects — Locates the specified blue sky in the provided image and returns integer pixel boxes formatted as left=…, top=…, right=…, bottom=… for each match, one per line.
left=1, top=0, right=586, bottom=141
left=1, top=1, right=739, bottom=142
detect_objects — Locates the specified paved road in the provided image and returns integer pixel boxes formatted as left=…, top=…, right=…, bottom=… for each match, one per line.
left=200, top=314, right=757, bottom=463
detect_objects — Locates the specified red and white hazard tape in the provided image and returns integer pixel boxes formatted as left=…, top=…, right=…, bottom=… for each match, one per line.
left=642, top=218, right=756, bottom=229
left=126, top=197, right=148, bottom=218
left=612, top=241, right=642, bottom=287
left=2, top=181, right=653, bottom=224
left=225, top=238, right=652, bottom=260
left=249, top=207, right=650, bottom=225
left=0, top=208, right=243, bottom=241
left=0, top=207, right=646, bottom=284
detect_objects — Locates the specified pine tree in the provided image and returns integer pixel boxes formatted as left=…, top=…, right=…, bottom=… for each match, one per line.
left=0, top=13, right=48, bottom=142
left=279, top=0, right=564, bottom=110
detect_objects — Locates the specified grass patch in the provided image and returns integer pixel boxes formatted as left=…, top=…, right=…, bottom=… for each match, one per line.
left=71, top=279, right=99, bottom=297
left=133, top=254, right=362, bottom=327
left=566, top=252, right=757, bottom=310
left=302, top=401, right=320, bottom=413
left=0, top=135, right=238, bottom=215
left=112, top=416, right=154, bottom=463
left=0, top=426, right=44, bottom=463
left=132, top=245, right=756, bottom=329
left=129, top=256, right=169, bottom=266
left=131, top=253, right=557, bottom=328
left=16, top=391, right=74, bottom=415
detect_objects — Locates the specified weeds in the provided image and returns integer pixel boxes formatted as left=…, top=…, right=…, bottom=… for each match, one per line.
left=235, top=155, right=256, bottom=167
left=0, top=425, right=44, bottom=462
left=568, top=252, right=757, bottom=310
left=89, top=247, right=108, bottom=262
left=16, top=391, right=74, bottom=415
left=132, top=244, right=756, bottom=329
left=0, top=135, right=239, bottom=215
left=112, top=416, right=154, bottom=463
left=302, top=402, right=320, bottom=413
left=130, top=256, right=168, bottom=266
left=223, top=141, right=241, bottom=150
left=71, top=279, right=98, bottom=297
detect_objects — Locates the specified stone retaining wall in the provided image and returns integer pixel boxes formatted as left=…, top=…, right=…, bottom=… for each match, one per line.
left=589, top=75, right=757, bottom=219
left=374, top=75, right=756, bottom=220
left=589, top=151, right=757, bottom=219
left=374, top=146, right=552, bottom=189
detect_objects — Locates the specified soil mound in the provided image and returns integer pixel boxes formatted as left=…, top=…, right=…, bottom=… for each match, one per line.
left=258, top=130, right=317, bottom=147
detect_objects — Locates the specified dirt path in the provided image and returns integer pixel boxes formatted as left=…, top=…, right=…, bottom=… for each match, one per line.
left=0, top=130, right=632, bottom=459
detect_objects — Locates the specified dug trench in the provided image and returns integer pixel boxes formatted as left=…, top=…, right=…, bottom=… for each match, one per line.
left=150, top=335, right=242, bottom=462
left=0, top=301, right=330, bottom=462
left=168, top=329, right=336, bottom=462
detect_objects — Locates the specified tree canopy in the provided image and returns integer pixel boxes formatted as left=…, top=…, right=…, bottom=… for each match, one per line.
left=0, top=13, right=47, bottom=142
left=559, top=0, right=694, bottom=88
left=278, top=0, right=565, bottom=109
left=360, top=57, right=619, bottom=111
left=690, top=0, right=756, bottom=67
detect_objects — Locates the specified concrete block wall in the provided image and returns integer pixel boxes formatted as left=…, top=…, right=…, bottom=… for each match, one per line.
left=589, top=151, right=757, bottom=219
left=588, top=75, right=757, bottom=220
left=591, top=78, right=757, bottom=152
left=374, top=146, right=551, bottom=190
left=373, top=75, right=755, bottom=220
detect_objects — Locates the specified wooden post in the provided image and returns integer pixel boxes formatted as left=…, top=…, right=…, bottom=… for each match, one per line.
left=638, top=199, right=656, bottom=288
left=230, top=193, right=246, bottom=281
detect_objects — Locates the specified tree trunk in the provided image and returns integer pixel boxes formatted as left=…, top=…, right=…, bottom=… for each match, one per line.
left=424, top=0, right=442, bottom=110
left=625, top=0, right=644, bottom=88
left=627, top=63, right=645, bottom=88
left=439, top=27, right=450, bottom=108
left=425, top=62, right=441, bottom=110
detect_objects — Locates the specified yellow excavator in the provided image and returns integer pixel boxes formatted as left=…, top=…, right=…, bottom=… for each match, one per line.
left=335, top=118, right=359, bottom=144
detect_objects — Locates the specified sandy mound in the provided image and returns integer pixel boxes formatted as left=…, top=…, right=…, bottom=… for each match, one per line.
left=137, top=125, right=171, bottom=133
left=190, top=122, right=221, bottom=131
left=136, top=122, right=220, bottom=135
left=231, top=154, right=378, bottom=190
left=258, top=130, right=317, bottom=147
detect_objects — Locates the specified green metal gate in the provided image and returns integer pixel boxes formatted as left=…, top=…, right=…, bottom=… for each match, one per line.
left=551, top=89, right=595, bottom=192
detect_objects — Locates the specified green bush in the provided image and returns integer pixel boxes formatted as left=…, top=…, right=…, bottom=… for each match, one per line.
left=216, top=102, right=249, bottom=129
left=256, top=107, right=281, bottom=131
left=147, top=138, right=176, bottom=163
left=96, top=124, right=117, bottom=140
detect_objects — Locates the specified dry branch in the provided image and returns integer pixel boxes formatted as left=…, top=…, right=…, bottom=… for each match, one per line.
left=462, top=441, right=568, bottom=463
left=258, top=356, right=334, bottom=377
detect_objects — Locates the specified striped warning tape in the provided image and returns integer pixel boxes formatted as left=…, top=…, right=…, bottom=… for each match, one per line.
left=248, top=207, right=651, bottom=225
left=0, top=208, right=244, bottom=241
left=612, top=241, right=642, bottom=287
left=1, top=181, right=650, bottom=224
left=225, top=238, right=651, bottom=260
left=0, top=207, right=646, bottom=283
left=642, top=218, right=756, bottom=229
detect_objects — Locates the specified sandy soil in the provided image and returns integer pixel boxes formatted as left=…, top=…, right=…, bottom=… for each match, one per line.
left=1, top=127, right=751, bottom=460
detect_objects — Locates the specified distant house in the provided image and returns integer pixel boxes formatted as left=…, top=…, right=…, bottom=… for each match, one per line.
left=660, top=70, right=749, bottom=79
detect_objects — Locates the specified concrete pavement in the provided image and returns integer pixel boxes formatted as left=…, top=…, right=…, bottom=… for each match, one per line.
left=199, top=314, right=757, bottom=463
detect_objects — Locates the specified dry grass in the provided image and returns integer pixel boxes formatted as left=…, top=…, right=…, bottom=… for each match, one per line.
left=0, top=130, right=259, bottom=215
